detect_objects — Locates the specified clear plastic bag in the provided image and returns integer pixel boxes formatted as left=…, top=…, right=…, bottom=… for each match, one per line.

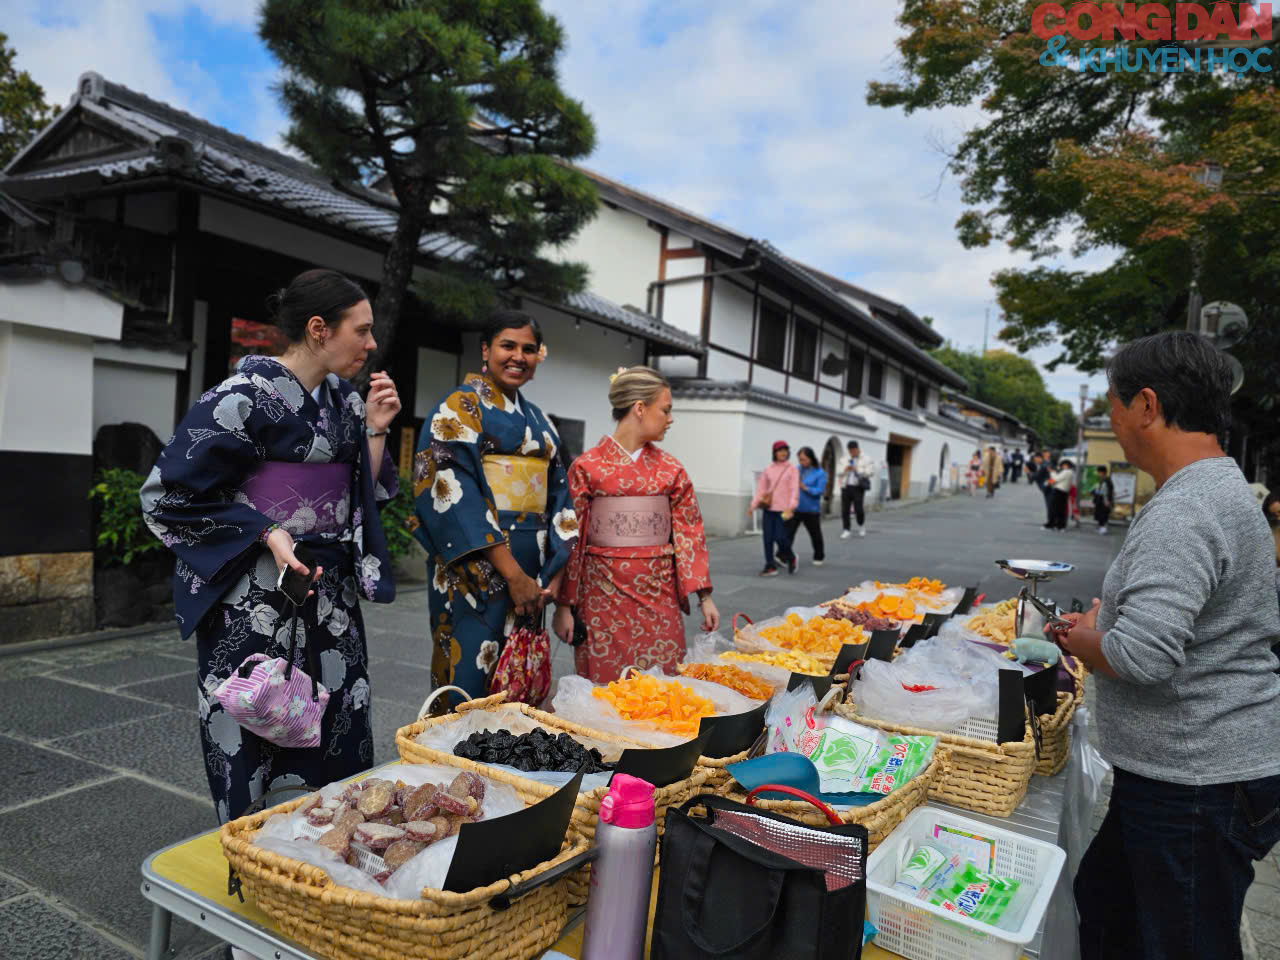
left=550, top=668, right=760, bottom=746
left=684, top=631, right=790, bottom=690
left=849, top=633, right=1026, bottom=731
left=250, top=760, right=525, bottom=899
left=1064, top=706, right=1112, bottom=875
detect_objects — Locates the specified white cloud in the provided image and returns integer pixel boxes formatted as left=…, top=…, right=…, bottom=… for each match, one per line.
left=543, top=0, right=1118, bottom=405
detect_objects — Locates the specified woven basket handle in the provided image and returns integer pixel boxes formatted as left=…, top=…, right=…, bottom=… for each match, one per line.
left=732, top=612, right=754, bottom=633
left=745, top=785, right=843, bottom=826
left=417, top=685, right=475, bottom=720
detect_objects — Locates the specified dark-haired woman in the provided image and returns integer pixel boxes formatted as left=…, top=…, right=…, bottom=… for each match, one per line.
left=140, top=268, right=400, bottom=823
left=412, top=311, right=576, bottom=707
left=784, top=446, right=827, bottom=567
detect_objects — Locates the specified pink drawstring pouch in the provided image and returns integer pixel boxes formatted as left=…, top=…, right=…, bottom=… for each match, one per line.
left=214, top=604, right=328, bottom=748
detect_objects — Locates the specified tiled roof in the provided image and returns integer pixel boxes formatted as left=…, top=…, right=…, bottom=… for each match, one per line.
left=521, top=287, right=701, bottom=355
left=669, top=379, right=877, bottom=431
left=1, top=73, right=699, bottom=354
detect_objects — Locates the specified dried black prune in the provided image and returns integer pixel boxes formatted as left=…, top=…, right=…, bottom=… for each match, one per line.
left=452, top=727, right=612, bottom=774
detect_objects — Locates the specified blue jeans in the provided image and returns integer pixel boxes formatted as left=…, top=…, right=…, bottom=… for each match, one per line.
left=1075, top=767, right=1280, bottom=960
left=761, top=510, right=794, bottom=570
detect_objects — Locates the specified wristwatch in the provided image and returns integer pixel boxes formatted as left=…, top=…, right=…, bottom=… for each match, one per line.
left=365, top=426, right=388, bottom=437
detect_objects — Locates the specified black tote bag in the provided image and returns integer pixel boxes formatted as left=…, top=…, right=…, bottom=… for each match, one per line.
left=652, top=793, right=867, bottom=960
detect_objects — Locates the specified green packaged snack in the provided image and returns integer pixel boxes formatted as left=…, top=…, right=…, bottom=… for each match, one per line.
left=927, top=861, right=1024, bottom=928
left=802, top=716, right=936, bottom=796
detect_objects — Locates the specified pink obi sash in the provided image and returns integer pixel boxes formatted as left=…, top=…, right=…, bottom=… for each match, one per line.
left=587, top=495, right=671, bottom=548
left=238, top=461, right=352, bottom=537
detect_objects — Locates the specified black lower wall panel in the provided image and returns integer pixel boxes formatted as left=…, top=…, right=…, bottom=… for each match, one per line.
left=0, top=451, right=94, bottom=555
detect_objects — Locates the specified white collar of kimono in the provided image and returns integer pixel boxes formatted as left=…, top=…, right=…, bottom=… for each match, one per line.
left=311, top=383, right=322, bottom=404
left=609, top=434, right=644, bottom=462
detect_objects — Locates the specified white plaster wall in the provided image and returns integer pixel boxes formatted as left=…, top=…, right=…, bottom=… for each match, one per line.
left=708, top=277, right=753, bottom=355
left=656, top=355, right=700, bottom=379
left=0, top=278, right=123, bottom=341
left=200, top=197, right=399, bottom=285
left=660, top=398, right=749, bottom=498
left=751, top=366, right=786, bottom=394
left=93, top=360, right=179, bottom=444
left=706, top=349, right=750, bottom=381
left=660, top=256, right=707, bottom=339
left=513, top=303, right=646, bottom=449
left=0, top=323, right=96, bottom=455
left=414, top=347, right=462, bottom=418
left=552, top=204, right=661, bottom=310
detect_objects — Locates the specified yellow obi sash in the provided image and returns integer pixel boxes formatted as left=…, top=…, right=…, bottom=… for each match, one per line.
left=482, top=454, right=549, bottom=513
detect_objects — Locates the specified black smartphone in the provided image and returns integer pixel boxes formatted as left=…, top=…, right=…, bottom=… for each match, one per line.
left=277, top=543, right=317, bottom=607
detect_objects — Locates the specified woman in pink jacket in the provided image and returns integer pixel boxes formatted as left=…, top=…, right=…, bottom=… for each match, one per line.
left=748, top=440, right=800, bottom=576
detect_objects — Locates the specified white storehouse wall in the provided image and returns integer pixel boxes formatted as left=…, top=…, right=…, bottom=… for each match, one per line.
left=554, top=202, right=661, bottom=309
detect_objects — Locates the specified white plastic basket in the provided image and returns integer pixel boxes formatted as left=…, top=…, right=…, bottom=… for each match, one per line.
left=866, top=805, right=1065, bottom=960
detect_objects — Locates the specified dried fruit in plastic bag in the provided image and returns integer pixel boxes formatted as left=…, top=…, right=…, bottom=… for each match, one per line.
left=403, top=783, right=439, bottom=821
left=332, top=807, right=366, bottom=833
left=306, top=806, right=335, bottom=827
left=592, top=672, right=716, bottom=737
left=678, top=662, right=775, bottom=700
left=356, top=781, right=395, bottom=818
left=435, top=791, right=478, bottom=817
left=317, top=824, right=354, bottom=859
left=449, top=771, right=486, bottom=803
left=353, top=822, right=406, bottom=851
left=382, top=837, right=426, bottom=871
left=403, top=820, right=441, bottom=843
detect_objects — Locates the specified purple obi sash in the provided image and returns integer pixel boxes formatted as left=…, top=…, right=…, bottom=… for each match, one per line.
left=238, top=461, right=352, bottom=537
left=587, top=495, right=671, bottom=548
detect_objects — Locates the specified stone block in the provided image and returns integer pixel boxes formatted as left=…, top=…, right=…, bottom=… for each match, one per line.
left=0, top=733, right=112, bottom=809
left=0, top=555, right=39, bottom=605
left=0, top=895, right=134, bottom=960
left=0, top=675, right=169, bottom=740
left=36, top=551, right=93, bottom=601
left=0, top=597, right=94, bottom=643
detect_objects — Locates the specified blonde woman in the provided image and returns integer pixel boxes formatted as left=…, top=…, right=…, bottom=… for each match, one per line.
left=553, top=366, right=717, bottom=682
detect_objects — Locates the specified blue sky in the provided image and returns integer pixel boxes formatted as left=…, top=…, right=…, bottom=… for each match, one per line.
left=7, top=0, right=1111, bottom=408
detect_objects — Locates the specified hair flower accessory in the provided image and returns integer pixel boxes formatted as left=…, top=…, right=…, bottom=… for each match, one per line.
left=609, top=365, right=627, bottom=384
left=536, top=344, right=547, bottom=361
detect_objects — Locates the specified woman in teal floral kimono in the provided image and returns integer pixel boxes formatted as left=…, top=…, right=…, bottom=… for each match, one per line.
left=412, top=310, right=577, bottom=707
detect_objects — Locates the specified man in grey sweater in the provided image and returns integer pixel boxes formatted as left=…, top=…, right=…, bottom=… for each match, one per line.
left=1055, top=332, right=1280, bottom=959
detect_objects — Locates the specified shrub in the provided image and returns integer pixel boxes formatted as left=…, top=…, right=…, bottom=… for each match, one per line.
left=89, top=468, right=162, bottom=566
left=380, top=487, right=419, bottom=560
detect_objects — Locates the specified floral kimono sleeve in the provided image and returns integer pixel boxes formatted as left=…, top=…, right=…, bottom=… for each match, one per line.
left=669, top=465, right=712, bottom=601
left=555, top=457, right=591, bottom=606
left=412, top=388, right=503, bottom=568
left=139, top=384, right=272, bottom=586
left=540, top=428, right=578, bottom=586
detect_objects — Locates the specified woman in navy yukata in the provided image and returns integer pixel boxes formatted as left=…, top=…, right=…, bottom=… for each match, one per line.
left=411, top=310, right=577, bottom=710
left=140, top=268, right=401, bottom=823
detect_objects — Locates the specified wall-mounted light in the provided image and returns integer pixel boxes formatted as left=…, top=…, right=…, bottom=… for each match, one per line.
left=574, top=318, right=581, bottom=331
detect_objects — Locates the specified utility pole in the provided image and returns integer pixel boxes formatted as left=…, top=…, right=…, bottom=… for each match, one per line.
left=1077, top=383, right=1088, bottom=462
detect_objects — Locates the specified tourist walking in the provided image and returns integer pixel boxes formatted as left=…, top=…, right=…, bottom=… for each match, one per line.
left=553, top=366, right=717, bottom=682
left=838, top=440, right=874, bottom=538
left=140, top=268, right=400, bottom=822
left=1045, top=458, right=1075, bottom=530
left=1011, top=449, right=1024, bottom=482
left=982, top=445, right=1002, bottom=498
left=749, top=441, right=799, bottom=576
left=1092, top=465, right=1115, bottom=534
left=1030, top=453, right=1053, bottom=524
left=1054, top=331, right=1280, bottom=960
left=412, top=310, right=577, bottom=708
left=785, top=446, right=827, bottom=566
left=966, top=450, right=982, bottom=496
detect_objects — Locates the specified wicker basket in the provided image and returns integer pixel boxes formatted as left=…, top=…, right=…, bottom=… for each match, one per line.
left=395, top=692, right=708, bottom=906
left=220, top=791, right=588, bottom=960
left=1034, top=689, right=1080, bottom=777
left=717, top=751, right=945, bottom=852
left=835, top=704, right=1036, bottom=818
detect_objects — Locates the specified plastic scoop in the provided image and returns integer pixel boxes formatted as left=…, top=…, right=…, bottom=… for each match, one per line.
left=726, top=752, right=881, bottom=807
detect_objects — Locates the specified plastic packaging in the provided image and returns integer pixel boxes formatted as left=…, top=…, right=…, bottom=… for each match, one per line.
left=926, top=861, right=1030, bottom=931
left=413, top=705, right=627, bottom=762
left=892, top=844, right=954, bottom=897
left=581, top=775, right=657, bottom=960
left=551, top=669, right=759, bottom=746
left=1064, top=706, right=1112, bottom=875
left=766, top=688, right=936, bottom=796
left=684, top=632, right=790, bottom=690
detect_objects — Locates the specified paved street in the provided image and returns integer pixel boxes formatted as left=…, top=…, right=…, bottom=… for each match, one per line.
left=0, top=480, right=1277, bottom=958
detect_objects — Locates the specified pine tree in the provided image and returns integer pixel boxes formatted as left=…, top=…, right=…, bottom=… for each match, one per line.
left=0, top=33, right=54, bottom=168
left=259, top=0, right=599, bottom=370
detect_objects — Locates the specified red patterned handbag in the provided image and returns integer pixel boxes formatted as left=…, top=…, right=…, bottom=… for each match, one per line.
left=489, top=611, right=552, bottom=706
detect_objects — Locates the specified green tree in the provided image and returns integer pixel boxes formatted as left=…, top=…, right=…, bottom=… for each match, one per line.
left=259, top=0, right=599, bottom=371
left=0, top=33, right=54, bottom=168
left=869, top=1, right=1280, bottom=471
left=933, top=345, right=1079, bottom=447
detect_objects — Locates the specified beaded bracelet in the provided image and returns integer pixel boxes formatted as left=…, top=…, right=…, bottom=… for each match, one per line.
left=259, top=522, right=281, bottom=543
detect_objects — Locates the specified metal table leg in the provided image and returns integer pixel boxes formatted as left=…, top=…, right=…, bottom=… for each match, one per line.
left=146, top=902, right=172, bottom=960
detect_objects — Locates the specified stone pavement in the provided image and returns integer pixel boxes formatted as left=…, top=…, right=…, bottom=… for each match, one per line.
left=1, top=481, right=1277, bottom=958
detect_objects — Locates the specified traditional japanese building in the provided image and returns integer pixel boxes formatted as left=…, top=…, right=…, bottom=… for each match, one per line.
left=0, top=72, right=700, bottom=638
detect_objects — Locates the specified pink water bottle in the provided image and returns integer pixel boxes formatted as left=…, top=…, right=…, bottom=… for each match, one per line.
left=581, top=774, right=657, bottom=960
